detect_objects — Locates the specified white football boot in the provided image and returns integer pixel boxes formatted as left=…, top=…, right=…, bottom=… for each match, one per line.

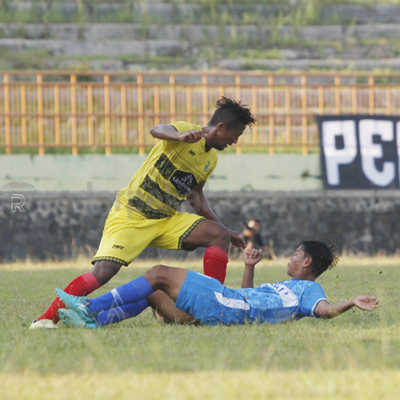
left=29, top=319, right=58, bottom=330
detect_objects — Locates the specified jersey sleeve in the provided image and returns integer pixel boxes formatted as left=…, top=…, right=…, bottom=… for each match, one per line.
left=170, top=121, right=197, bottom=134
left=164, top=121, right=202, bottom=151
left=299, top=282, right=328, bottom=318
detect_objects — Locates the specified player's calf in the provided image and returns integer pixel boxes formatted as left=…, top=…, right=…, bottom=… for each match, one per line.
left=90, top=260, right=122, bottom=285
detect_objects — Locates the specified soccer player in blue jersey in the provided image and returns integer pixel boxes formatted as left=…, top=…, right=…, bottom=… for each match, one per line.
left=57, top=240, right=379, bottom=328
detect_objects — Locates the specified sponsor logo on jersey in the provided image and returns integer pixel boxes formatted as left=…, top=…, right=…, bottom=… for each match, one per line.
left=170, top=170, right=198, bottom=195
left=112, top=245, right=124, bottom=250
left=188, top=150, right=195, bottom=156
left=205, top=161, right=210, bottom=172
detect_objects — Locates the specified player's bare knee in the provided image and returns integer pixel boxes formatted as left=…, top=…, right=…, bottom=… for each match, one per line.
left=208, top=225, right=230, bottom=251
left=144, top=264, right=172, bottom=289
left=91, top=261, right=121, bottom=286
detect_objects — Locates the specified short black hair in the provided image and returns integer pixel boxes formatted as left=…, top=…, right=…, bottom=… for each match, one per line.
left=209, top=96, right=256, bottom=130
left=300, top=239, right=339, bottom=278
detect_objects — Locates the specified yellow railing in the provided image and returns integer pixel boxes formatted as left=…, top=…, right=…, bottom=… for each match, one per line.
left=1, top=71, right=399, bottom=155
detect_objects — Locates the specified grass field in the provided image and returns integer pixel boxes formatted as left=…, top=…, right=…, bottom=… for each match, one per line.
left=1, top=256, right=400, bottom=399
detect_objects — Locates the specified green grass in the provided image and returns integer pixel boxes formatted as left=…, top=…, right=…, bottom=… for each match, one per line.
left=1, top=256, right=400, bottom=398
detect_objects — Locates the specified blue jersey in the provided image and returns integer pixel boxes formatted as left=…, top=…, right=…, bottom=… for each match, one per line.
left=236, top=279, right=327, bottom=324
left=176, top=271, right=328, bottom=326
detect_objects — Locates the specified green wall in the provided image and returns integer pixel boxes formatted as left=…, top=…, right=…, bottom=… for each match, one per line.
left=0, top=155, right=322, bottom=192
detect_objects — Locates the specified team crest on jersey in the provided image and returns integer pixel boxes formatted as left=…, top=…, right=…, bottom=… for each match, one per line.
left=170, top=170, right=198, bottom=195
left=205, top=161, right=210, bottom=172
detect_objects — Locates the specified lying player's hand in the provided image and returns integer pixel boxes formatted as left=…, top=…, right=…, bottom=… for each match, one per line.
left=229, top=230, right=246, bottom=250
left=179, top=130, right=207, bottom=143
left=244, top=248, right=262, bottom=266
left=353, top=295, right=379, bottom=311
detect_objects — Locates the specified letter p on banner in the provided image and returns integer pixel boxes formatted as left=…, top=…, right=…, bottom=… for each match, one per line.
left=317, top=115, right=400, bottom=189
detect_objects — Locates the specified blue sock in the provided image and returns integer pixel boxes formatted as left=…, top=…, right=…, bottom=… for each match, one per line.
left=95, top=300, right=149, bottom=326
left=88, top=276, right=153, bottom=312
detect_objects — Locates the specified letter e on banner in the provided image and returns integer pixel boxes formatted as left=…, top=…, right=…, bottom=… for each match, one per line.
left=359, top=120, right=395, bottom=187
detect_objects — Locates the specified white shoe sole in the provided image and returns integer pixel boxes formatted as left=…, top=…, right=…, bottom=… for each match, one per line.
left=29, top=319, right=59, bottom=330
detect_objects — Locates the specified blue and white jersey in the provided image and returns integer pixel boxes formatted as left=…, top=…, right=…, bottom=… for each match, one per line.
left=235, top=279, right=327, bottom=324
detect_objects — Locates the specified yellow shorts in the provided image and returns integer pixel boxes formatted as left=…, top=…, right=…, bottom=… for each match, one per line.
left=92, top=208, right=205, bottom=266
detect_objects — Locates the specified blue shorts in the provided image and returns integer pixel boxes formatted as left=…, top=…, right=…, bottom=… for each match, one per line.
left=175, top=270, right=252, bottom=326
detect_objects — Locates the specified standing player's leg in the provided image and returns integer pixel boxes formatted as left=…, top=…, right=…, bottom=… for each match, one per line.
left=151, top=214, right=231, bottom=284
left=183, top=220, right=230, bottom=284
left=30, top=210, right=158, bottom=329
left=32, top=260, right=121, bottom=328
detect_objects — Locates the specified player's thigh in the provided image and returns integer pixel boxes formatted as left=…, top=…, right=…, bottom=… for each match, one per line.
left=92, top=210, right=159, bottom=265
left=149, top=212, right=205, bottom=250
left=147, top=291, right=197, bottom=324
left=182, top=218, right=229, bottom=248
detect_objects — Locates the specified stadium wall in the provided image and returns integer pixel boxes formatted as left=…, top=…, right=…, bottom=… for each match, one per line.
left=1, top=189, right=399, bottom=262
left=0, top=155, right=322, bottom=192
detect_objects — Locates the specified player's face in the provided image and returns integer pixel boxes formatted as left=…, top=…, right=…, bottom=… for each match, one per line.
left=212, top=123, right=246, bottom=151
left=287, top=246, right=310, bottom=278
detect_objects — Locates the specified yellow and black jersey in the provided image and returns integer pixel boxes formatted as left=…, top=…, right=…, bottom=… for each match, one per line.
left=114, top=121, right=218, bottom=219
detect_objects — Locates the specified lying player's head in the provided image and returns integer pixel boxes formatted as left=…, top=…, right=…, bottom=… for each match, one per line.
left=300, top=239, right=339, bottom=278
left=207, top=97, right=256, bottom=150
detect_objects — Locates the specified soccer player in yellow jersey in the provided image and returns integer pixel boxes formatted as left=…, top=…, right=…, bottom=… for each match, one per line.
left=30, top=97, right=256, bottom=329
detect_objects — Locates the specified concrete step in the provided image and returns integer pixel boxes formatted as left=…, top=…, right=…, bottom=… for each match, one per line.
left=4, top=54, right=399, bottom=72
left=218, top=58, right=400, bottom=72
left=0, top=38, right=190, bottom=57
left=4, top=23, right=400, bottom=42
left=4, top=2, right=400, bottom=24
left=0, top=34, right=396, bottom=62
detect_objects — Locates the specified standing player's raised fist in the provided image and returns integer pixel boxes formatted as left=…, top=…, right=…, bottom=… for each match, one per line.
left=179, top=130, right=207, bottom=143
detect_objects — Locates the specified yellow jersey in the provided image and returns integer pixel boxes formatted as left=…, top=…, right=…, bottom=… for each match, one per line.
left=115, top=121, right=218, bottom=219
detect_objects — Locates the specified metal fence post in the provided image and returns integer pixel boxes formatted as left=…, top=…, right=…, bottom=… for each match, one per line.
left=301, top=76, right=308, bottom=155
left=87, top=85, right=94, bottom=146
left=70, top=74, right=78, bottom=155
left=335, top=75, right=341, bottom=114
left=252, top=86, right=258, bottom=145
left=369, top=76, right=375, bottom=115
left=202, top=74, right=208, bottom=126
left=137, top=74, right=144, bottom=155
left=285, top=85, right=291, bottom=145
left=54, top=85, right=61, bottom=146
left=104, top=74, right=111, bottom=155
left=121, top=85, right=127, bottom=145
left=21, top=84, right=27, bottom=146
left=37, top=73, right=45, bottom=155
left=268, top=75, right=274, bottom=155
left=186, top=85, right=192, bottom=124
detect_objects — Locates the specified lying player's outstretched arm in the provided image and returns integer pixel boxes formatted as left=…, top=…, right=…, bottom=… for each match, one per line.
left=150, top=124, right=207, bottom=143
left=189, top=181, right=246, bottom=250
left=314, top=296, right=379, bottom=319
left=241, top=248, right=262, bottom=288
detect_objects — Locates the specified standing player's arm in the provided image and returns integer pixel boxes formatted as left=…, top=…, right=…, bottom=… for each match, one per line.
left=150, top=124, right=207, bottom=143
left=189, top=181, right=246, bottom=250
left=314, top=296, right=379, bottom=319
left=241, top=249, right=262, bottom=288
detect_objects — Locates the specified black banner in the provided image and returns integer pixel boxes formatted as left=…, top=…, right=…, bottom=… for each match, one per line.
left=317, top=115, right=400, bottom=189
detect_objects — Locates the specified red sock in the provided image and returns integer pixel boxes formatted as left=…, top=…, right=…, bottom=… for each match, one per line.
left=203, top=246, right=229, bottom=284
left=37, top=272, right=100, bottom=324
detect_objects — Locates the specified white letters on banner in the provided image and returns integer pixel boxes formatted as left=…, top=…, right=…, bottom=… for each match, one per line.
left=318, top=116, right=400, bottom=189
